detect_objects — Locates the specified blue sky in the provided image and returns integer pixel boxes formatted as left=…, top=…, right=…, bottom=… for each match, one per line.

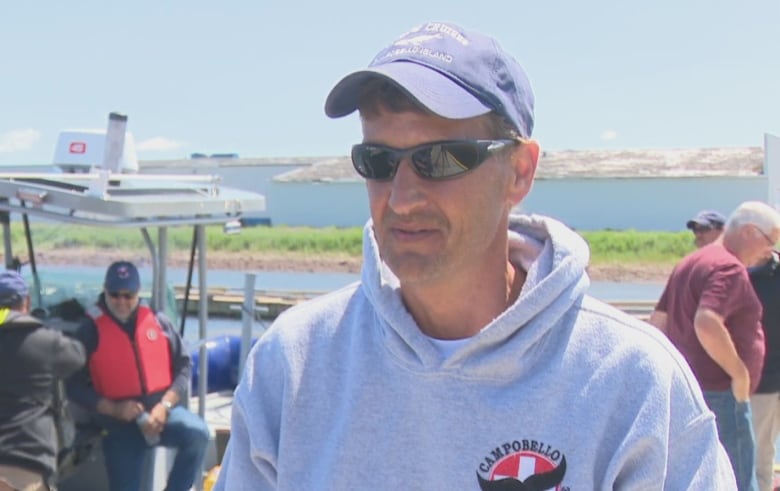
left=1, top=1, right=778, bottom=165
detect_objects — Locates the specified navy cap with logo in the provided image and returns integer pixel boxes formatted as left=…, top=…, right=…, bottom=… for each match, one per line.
left=104, top=260, right=141, bottom=293
left=0, top=270, right=29, bottom=307
left=686, top=210, right=727, bottom=230
left=324, top=21, right=535, bottom=138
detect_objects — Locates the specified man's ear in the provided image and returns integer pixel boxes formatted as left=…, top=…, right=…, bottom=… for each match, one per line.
left=507, top=139, right=539, bottom=205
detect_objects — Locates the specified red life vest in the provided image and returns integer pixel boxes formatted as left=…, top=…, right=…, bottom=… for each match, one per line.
left=88, top=305, right=173, bottom=400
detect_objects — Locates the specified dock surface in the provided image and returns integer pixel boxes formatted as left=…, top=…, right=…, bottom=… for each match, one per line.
left=175, top=286, right=320, bottom=320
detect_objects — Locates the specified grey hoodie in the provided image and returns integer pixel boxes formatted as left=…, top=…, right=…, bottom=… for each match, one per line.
left=216, top=215, right=736, bottom=490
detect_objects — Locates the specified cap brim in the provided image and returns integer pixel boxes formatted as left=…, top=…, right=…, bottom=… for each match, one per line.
left=324, top=62, right=491, bottom=120
left=687, top=219, right=704, bottom=229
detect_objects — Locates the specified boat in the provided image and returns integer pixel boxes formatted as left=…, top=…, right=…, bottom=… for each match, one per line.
left=0, top=113, right=265, bottom=490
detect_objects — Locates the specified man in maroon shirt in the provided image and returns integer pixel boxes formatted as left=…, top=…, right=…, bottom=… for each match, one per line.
left=650, top=201, right=780, bottom=491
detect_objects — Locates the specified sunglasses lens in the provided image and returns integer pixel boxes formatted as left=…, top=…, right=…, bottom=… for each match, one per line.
left=108, top=291, right=134, bottom=300
left=412, top=142, right=479, bottom=179
left=351, top=145, right=397, bottom=180
left=352, top=140, right=511, bottom=181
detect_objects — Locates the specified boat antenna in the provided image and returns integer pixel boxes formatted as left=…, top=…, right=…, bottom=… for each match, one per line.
left=102, top=112, right=128, bottom=173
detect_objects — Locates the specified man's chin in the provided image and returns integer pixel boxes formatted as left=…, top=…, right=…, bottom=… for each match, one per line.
left=383, top=251, right=442, bottom=284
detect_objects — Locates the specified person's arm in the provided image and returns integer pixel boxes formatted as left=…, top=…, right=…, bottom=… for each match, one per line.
left=146, top=313, right=190, bottom=430
left=157, top=313, right=191, bottom=402
left=693, top=307, right=750, bottom=401
left=613, top=351, right=737, bottom=489
left=214, top=399, right=275, bottom=490
left=215, top=337, right=283, bottom=490
left=65, top=318, right=102, bottom=411
left=51, top=329, right=87, bottom=377
left=650, top=281, right=672, bottom=334
left=661, top=409, right=737, bottom=489
left=648, top=310, right=668, bottom=333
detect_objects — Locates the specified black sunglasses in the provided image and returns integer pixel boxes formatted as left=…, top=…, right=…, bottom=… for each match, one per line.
left=351, top=139, right=516, bottom=181
left=107, top=291, right=136, bottom=300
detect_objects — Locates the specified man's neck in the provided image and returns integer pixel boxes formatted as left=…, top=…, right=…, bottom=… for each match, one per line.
left=401, top=261, right=525, bottom=340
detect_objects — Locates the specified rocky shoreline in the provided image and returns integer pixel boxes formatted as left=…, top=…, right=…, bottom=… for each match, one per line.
left=27, top=248, right=673, bottom=283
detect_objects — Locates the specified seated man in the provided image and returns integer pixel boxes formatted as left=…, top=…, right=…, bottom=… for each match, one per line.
left=66, top=261, right=209, bottom=491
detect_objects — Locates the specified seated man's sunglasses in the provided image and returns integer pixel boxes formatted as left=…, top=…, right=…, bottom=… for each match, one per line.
left=351, top=139, right=516, bottom=181
left=107, top=291, right=136, bottom=300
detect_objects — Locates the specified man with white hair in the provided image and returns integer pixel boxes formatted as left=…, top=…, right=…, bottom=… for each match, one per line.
left=650, top=200, right=780, bottom=491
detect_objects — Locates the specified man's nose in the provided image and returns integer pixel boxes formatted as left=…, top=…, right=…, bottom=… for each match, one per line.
left=386, top=159, right=428, bottom=214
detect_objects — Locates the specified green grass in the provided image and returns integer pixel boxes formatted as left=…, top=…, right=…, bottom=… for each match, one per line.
left=580, top=230, right=695, bottom=264
left=6, top=223, right=365, bottom=257
left=5, top=223, right=693, bottom=266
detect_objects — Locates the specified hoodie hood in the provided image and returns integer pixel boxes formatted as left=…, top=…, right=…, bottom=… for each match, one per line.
left=0, top=310, right=43, bottom=330
left=360, top=213, right=591, bottom=377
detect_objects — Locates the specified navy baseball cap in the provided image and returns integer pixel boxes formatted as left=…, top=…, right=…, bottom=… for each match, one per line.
left=0, top=270, right=28, bottom=306
left=324, top=21, right=535, bottom=138
left=686, top=210, right=727, bottom=230
left=104, top=260, right=141, bottom=292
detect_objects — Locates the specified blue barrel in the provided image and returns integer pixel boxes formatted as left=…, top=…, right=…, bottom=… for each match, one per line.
left=190, top=335, right=257, bottom=393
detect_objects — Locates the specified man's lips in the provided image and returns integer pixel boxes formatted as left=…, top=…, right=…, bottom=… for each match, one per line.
left=389, top=225, right=438, bottom=242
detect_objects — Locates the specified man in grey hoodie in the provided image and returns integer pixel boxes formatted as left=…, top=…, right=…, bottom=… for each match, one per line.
left=216, top=21, right=736, bottom=490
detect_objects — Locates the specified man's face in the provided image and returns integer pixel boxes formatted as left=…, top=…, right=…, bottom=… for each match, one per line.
left=105, top=289, right=140, bottom=322
left=360, top=108, right=535, bottom=286
left=691, top=224, right=722, bottom=248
